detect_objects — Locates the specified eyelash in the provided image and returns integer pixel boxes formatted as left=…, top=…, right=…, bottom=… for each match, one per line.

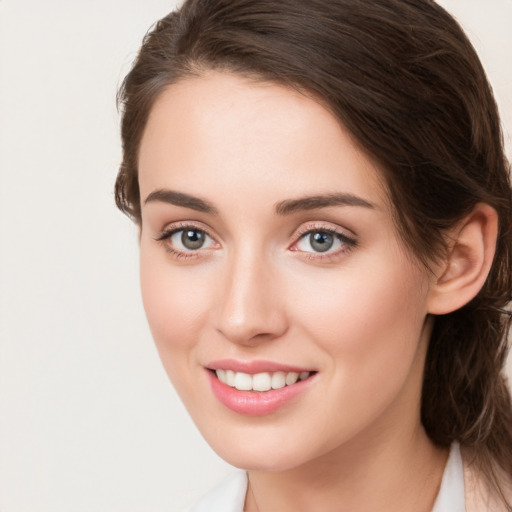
left=155, top=222, right=218, bottom=260
left=154, top=222, right=357, bottom=262
left=290, top=224, right=358, bottom=261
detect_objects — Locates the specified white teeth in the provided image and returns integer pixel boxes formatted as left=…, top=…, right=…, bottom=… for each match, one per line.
left=215, top=369, right=311, bottom=391
left=225, top=369, right=236, bottom=387
left=253, top=372, right=272, bottom=391
left=234, top=372, right=253, bottom=391
left=285, top=372, right=299, bottom=385
left=271, top=371, right=286, bottom=389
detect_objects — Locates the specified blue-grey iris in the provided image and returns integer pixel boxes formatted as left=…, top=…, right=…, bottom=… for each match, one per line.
left=182, top=229, right=205, bottom=250
left=310, top=232, right=334, bottom=252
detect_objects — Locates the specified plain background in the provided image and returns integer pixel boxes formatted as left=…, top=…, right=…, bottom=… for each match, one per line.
left=0, top=1, right=510, bottom=511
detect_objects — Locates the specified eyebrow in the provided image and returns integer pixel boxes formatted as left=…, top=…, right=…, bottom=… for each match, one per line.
left=275, top=193, right=375, bottom=215
left=144, top=189, right=374, bottom=216
left=144, top=189, right=218, bottom=214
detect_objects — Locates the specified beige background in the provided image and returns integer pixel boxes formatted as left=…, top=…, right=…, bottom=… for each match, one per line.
left=0, top=1, right=510, bottom=511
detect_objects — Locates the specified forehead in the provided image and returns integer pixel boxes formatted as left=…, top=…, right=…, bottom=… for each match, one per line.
left=138, top=71, right=389, bottom=209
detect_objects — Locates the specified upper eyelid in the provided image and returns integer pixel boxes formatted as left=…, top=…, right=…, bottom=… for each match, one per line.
left=157, top=221, right=217, bottom=239
left=292, top=222, right=356, bottom=240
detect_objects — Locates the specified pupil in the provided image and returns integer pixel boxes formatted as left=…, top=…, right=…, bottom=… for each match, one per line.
left=182, top=230, right=205, bottom=250
left=310, top=232, right=333, bottom=253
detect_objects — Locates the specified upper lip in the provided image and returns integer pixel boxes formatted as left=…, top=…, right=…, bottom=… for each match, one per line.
left=206, top=359, right=315, bottom=374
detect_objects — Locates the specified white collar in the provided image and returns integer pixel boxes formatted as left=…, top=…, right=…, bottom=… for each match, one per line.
left=431, top=443, right=466, bottom=512
left=187, top=470, right=247, bottom=512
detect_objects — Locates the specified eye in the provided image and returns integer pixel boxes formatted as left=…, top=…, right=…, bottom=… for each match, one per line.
left=302, top=231, right=336, bottom=253
left=156, top=225, right=218, bottom=255
left=292, top=228, right=356, bottom=256
left=173, top=228, right=210, bottom=250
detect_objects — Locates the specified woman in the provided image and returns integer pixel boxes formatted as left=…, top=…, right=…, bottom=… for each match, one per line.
left=115, top=0, right=512, bottom=510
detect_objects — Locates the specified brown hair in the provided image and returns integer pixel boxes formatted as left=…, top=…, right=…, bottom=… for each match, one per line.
left=115, top=0, right=512, bottom=500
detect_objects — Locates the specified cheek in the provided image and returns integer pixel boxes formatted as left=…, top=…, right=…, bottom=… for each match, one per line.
left=301, top=262, right=426, bottom=339
left=139, top=247, right=211, bottom=366
left=295, top=256, right=429, bottom=397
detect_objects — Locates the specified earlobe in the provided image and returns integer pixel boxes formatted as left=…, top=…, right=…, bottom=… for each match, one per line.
left=427, top=203, right=498, bottom=315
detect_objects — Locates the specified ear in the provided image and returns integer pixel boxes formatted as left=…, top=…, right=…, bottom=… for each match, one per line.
left=427, top=203, right=498, bottom=315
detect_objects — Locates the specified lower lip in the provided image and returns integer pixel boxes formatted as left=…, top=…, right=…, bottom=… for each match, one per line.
left=207, top=371, right=314, bottom=416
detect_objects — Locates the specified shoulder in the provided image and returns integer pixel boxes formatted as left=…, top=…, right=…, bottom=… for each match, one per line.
left=183, top=470, right=248, bottom=512
left=462, top=447, right=512, bottom=512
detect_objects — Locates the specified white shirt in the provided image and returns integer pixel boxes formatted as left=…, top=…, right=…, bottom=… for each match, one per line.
left=187, top=443, right=465, bottom=512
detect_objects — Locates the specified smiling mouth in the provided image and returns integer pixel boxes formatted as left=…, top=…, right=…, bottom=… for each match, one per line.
left=210, top=369, right=315, bottom=392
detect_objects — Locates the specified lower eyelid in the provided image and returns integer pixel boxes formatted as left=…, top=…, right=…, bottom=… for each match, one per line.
left=165, top=247, right=203, bottom=260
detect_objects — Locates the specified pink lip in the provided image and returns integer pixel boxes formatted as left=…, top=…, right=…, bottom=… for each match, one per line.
left=206, top=364, right=316, bottom=416
left=207, top=358, right=313, bottom=374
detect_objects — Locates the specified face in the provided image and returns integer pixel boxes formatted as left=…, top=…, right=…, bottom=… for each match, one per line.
left=138, top=72, right=434, bottom=471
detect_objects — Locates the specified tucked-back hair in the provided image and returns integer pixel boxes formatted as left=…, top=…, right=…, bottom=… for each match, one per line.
left=116, top=0, right=512, bottom=499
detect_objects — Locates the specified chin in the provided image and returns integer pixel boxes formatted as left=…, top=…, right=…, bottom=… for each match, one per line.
left=214, top=445, right=304, bottom=472
left=194, top=420, right=324, bottom=472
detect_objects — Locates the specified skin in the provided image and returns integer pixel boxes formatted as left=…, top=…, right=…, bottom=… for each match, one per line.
left=138, top=71, right=449, bottom=512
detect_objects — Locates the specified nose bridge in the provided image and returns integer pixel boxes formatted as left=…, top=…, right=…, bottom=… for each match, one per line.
left=215, top=242, right=287, bottom=344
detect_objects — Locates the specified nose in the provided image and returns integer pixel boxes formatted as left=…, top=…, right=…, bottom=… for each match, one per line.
left=213, top=248, right=288, bottom=346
